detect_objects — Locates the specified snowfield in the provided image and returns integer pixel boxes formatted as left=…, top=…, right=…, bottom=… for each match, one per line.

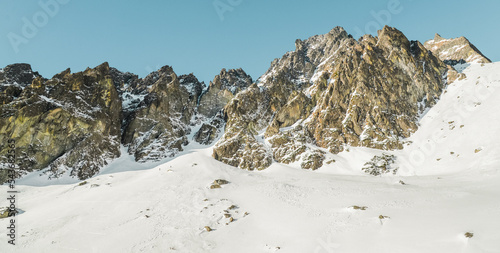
left=1, top=63, right=500, bottom=252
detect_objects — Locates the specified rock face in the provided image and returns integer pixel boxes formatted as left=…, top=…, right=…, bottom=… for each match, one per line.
left=424, top=34, right=489, bottom=83
left=0, top=63, right=122, bottom=180
left=198, top=68, right=252, bottom=118
left=424, top=34, right=491, bottom=64
left=0, top=62, right=252, bottom=182
left=0, top=26, right=493, bottom=182
left=213, top=26, right=448, bottom=170
left=194, top=111, right=225, bottom=145
left=194, top=68, right=252, bottom=146
left=0, top=64, right=41, bottom=105
left=122, top=66, right=204, bottom=161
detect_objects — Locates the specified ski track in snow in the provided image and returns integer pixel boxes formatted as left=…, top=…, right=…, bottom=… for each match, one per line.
left=1, top=63, right=500, bottom=252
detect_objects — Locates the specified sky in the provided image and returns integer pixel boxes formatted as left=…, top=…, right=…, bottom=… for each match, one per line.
left=1, top=0, right=499, bottom=84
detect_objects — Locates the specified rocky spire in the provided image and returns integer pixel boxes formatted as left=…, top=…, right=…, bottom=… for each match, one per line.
left=433, top=33, right=444, bottom=42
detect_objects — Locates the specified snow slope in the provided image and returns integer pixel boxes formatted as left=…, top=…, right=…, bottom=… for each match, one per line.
left=1, top=63, right=500, bottom=253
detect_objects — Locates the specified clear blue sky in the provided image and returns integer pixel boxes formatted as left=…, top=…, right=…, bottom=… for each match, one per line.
left=1, top=0, right=499, bottom=84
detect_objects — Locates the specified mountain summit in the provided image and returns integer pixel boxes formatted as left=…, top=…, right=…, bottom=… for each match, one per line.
left=424, top=33, right=491, bottom=64
left=214, top=26, right=450, bottom=170
left=0, top=26, right=492, bottom=182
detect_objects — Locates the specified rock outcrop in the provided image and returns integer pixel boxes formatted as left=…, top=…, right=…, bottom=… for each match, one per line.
left=424, top=34, right=489, bottom=83
left=0, top=62, right=251, bottom=182
left=198, top=68, right=252, bottom=118
left=424, top=34, right=491, bottom=64
left=0, top=63, right=122, bottom=180
left=213, top=26, right=448, bottom=170
left=122, top=66, right=204, bottom=161
left=0, top=64, right=41, bottom=105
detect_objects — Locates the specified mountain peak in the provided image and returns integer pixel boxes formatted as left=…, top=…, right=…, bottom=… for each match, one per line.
left=434, top=33, right=444, bottom=42
left=424, top=34, right=491, bottom=64
left=0, top=63, right=41, bottom=87
left=328, top=26, right=347, bottom=36
left=377, top=26, right=410, bottom=49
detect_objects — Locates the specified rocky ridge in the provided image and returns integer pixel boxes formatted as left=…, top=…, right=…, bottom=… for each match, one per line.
left=0, top=63, right=250, bottom=182
left=0, top=25, right=492, bottom=182
left=213, top=26, right=450, bottom=170
left=424, top=33, right=491, bottom=64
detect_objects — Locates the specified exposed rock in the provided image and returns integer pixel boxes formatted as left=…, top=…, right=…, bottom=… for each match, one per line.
left=209, top=179, right=229, bottom=189
left=213, top=179, right=229, bottom=185
left=0, top=63, right=41, bottom=87
left=0, top=63, right=41, bottom=105
left=198, top=68, right=252, bottom=118
left=362, top=153, right=398, bottom=176
left=424, top=34, right=491, bottom=64
left=445, top=65, right=466, bottom=84
left=194, top=111, right=225, bottom=145
left=213, top=26, right=447, bottom=171
left=0, top=61, right=250, bottom=183
left=122, top=66, right=203, bottom=162
left=0, top=62, right=122, bottom=180
left=213, top=84, right=273, bottom=171
left=300, top=149, right=326, bottom=170
left=1, top=26, right=492, bottom=182
left=351, top=205, right=368, bottom=210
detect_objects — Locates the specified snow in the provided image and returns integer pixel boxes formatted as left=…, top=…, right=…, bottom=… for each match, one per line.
left=38, top=95, right=96, bottom=119
left=1, top=63, right=500, bottom=252
left=122, top=92, right=147, bottom=111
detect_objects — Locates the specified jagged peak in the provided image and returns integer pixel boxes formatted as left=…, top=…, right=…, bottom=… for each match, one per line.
left=158, top=65, right=174, bottom=74
left=377, top=26, right=406, bottom=40
left=205, top=68, right=251, bottom=98
left=3, top=63, right=33, bottom=71
left=179, top=73, right=200, bottom=82
left=376, top=25, right=410, bottom=50
left=328, top=26, right=347, bottom=36
left=52, top=68, right=71, bottom=80
left=424, top=33, right=491, bottom=64
left=434, top=33, right=444, bottom=42
left=0, top=63, right=41, bottom=86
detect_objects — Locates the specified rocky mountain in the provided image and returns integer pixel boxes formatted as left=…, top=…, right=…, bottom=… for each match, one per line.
left=0, top=63, right=41, bottom=105
left=0, top=62, right=251, bottom=182
left=198, top=68, right=252, bottom=118
left=424, top=33, right=491, bottom=64
left=213, top=26, right=449, bottom=170
left=122, top=66, right=203, bottom=162
left=424, top=34, right=491, bottom=83
left=0, top=63, right=122, bottom=181
left=0, top=25, right=492, bottom=182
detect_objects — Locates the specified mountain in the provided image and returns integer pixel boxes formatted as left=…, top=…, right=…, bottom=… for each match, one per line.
left=0, top=63, right=122, bottom=181
left=213, top=26, right=447, bottom=171
left=424, top=33, right=491, bottom=64
left=3, top=62, right=500, bottom=253
left=0, top=63, right=251, bottom=183
left=0, top=26, right=492, bottom=183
